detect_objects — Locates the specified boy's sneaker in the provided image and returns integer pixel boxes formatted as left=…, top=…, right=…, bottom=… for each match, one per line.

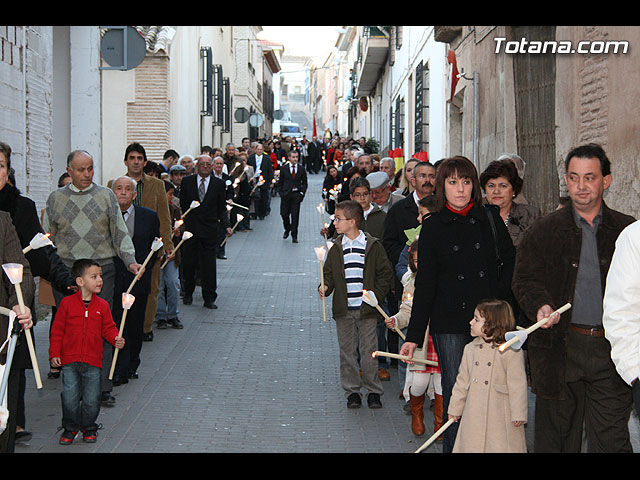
left=59, top=429, right=78, bottom=445
left=82, top=430, right=98, bottom=443
left=346, top=392, right=362, bottom=409
left=367, top=393, right=383, bottom=409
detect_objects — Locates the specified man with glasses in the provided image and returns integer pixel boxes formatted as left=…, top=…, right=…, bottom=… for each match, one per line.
left=367, top=171, right=395, bottom=213
left=382, top=161, right=436, bottom=270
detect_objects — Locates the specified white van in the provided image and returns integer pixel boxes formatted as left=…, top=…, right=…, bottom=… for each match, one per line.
left=279, top=121, right=303, bottom=139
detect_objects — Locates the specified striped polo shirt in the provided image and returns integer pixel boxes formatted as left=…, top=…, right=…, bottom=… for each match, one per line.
left=342, top=230, right=367, bottom=310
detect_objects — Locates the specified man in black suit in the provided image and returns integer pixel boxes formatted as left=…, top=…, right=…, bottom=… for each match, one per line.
left=247, top=143, right=273, bottom=220
left=212, top=155, right=235, bottom=260
left=307, top=136, right=322, bottom=174
left=180, top=155, right=233, bottom=309
left=111, top=176, right=160, bottom=385
left=278, top=150, right=307, bottom=243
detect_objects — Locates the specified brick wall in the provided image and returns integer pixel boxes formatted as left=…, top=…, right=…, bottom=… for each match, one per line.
left=126, top=54, right=170, bottom=163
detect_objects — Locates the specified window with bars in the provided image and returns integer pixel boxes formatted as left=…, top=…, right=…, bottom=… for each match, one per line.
left=200, top=46, right=227, bottom=129
left=414, top=61, right=429, bottom=154
left=390, top=97, right=405, bottom=149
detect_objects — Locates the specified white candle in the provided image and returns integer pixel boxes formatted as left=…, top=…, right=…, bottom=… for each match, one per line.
left=1, top=263, right=42, bottom=389
left=109, top=293, right=137, bottom=380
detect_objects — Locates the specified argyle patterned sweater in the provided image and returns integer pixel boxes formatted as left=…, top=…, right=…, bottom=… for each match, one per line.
left=43, top=183, right=136, bottom=268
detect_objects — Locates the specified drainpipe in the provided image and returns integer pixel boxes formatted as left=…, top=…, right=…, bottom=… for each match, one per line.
left=459, top=68, right=479, bottom=166
left=472, top=71, right=478, bottom=166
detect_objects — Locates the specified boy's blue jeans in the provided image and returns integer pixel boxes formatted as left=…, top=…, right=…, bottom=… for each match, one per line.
left=61, top=362, right=101, bottom=431
left=156, top=259, right=180, bottom=320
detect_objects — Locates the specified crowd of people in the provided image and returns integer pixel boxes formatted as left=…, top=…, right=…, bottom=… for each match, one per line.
left=1, top=130, right=640, bottom=454
left=317, top=139, right=640, bottom=453
left=0, top=133, right=316, bottom=451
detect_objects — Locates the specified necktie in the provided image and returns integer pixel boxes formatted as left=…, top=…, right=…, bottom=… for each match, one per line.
left=292, top=165, right=296, bottom=179
left=199, top=177, right=206, bottom=201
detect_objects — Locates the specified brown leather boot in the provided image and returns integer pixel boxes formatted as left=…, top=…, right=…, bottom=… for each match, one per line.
left=433, top=394, right=444, bottom=441
left=409, top=392, right=426, bottom=436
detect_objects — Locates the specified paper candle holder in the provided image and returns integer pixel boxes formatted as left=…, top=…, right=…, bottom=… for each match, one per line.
left=1, top=263, right=23, bottom=285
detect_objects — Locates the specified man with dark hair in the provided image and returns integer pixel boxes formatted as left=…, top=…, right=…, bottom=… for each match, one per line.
left=513, top=143, right=636, bottom=453
left=278, top=150, right=307, bottom=243
left=160, top=149, right=180, bottom=175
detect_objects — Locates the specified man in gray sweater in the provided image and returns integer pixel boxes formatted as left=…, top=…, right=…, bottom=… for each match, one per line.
left=43, top=150, right=142, bottom=405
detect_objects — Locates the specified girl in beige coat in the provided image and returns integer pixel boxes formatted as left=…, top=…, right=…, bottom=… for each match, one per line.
left=448, top=299, right=528, bottom=453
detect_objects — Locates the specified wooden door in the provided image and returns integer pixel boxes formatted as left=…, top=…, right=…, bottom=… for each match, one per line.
left=512, top=25, right=559, bottom=214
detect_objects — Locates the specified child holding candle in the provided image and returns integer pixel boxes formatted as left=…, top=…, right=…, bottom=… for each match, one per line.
left=319, top=200, right=393, bottom=409
left=447, top=299, right=528, bottom=452
left=385, top=240, right=442, bottom=437
left=49, top=259, right=125, bottom=445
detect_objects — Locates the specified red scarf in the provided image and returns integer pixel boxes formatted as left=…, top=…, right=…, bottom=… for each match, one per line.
left=446, top=200, right=474, bottom=216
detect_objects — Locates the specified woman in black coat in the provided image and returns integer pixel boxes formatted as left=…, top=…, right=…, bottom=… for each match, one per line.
left=400, top=156, right=515, bottom=452
left=0, top=142, right=74, bottom=444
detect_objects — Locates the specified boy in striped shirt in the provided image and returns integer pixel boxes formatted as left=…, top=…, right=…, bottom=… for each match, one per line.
left=319, top=200, right=394, bottom=409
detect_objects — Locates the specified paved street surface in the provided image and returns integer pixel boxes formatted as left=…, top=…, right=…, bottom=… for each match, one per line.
left=15, top=174, right=639, bottom=453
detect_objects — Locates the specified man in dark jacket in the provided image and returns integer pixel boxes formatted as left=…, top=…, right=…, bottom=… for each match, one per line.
left=111, top=176, right=160, bottom=385
left=277, top=150, right=307, bottom=243
left=512, top=143, right=635, bottom=453
left=248, top=143, right=273, bottom=220
left=212, top=156, right=235, bottom=259
left=180, top=155, right=233, bottom=309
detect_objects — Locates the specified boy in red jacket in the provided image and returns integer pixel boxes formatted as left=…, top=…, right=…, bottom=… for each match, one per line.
left=49, top=259, right=125, bottom=445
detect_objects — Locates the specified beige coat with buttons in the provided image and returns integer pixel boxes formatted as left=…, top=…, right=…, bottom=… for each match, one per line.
left=448, top=336, right=528, bottom=453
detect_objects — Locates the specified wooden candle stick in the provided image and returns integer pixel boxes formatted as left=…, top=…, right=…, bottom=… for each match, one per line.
left=499, top=303, right=572, bottom=352
left=362, top=290, right=406, bottom=341
left=415, top=418, right=456, bottom=453
left=127, top=237, right=163, bottom=294
left=220, top=215, right=243, bottom=248
left=181, top=200, right=200, bottom=219
left=1, top=263, right=42, bottom=389
left=108, top=292, right=135, bottom=380
left=226, top=199, right=249, bottom=211
left=161, top=232, right=193, bottom=269
left=314, top=246, right=328, bottom=323
left=372, top=351, right=438, bottom=367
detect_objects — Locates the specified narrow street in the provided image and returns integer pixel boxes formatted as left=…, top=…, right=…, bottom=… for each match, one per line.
left=14, top=174, right=640, bottom=453
left=16, top=174, right=429, bottom=453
